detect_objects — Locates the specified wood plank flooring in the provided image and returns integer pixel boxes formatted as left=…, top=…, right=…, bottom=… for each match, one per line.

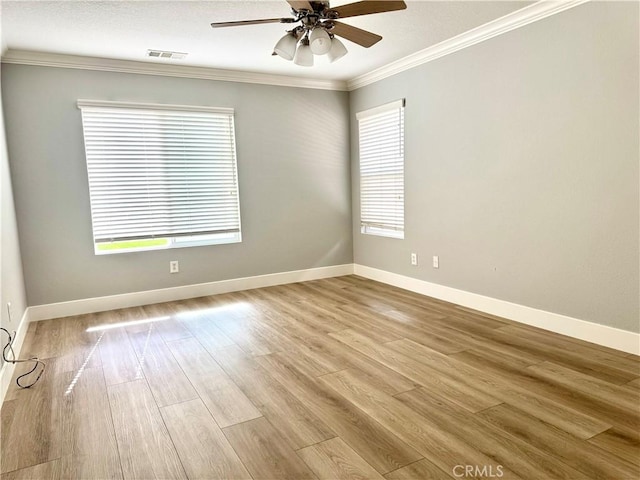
left=1, top=276, right=638, bottom=479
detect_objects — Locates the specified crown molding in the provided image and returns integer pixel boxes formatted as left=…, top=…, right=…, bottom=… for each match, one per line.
left=347, top=0, right=589, bottom=91
left=0, top=50, right=349, bottom=91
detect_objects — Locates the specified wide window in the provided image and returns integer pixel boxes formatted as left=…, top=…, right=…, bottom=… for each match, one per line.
left=78, top=100, right=241, bottom=254
left=357, top=99, right=405, bottom=239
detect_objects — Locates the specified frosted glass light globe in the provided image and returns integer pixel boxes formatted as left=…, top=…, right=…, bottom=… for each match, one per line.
left=310, top=27, right=331, bottom=55
left=293, top=42, right=314, bottom=66
left=327, top=37, right=348, bottom=63
left=274, top=33, right=298, bottom=61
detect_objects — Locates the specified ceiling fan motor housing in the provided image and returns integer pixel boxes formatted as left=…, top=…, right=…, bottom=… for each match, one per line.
left=303, top=1, right=332, bottom=14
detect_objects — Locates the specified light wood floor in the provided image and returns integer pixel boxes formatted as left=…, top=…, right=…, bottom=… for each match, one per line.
left=1, top=276, right=639, bottom=479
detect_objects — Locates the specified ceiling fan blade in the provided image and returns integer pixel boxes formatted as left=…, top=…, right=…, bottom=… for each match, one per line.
left=286, top=0, right=313, bottom=12
left=211, top=18, right=291, bottom=28
left=330, top=21, right=382, bottom=48
left=331, top=1, right=407, bottom=19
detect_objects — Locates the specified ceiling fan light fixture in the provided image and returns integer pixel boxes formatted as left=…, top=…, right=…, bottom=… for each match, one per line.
left=273, top=31, right=298, bottom=60
left=309, top=26, right=332, bottom=55
left=327, top=36, right=348, bottom=63
left=209, top=0, right=409, bottom=67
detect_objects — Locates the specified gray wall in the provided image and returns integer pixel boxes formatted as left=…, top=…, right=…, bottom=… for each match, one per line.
left=1, top=71, right=28, bottom=369
left=2, top=66, right=352, bottom=306
left=350, top=2, right=639, bottom=332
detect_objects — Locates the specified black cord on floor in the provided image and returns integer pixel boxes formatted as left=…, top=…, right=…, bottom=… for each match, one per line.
left=0, top=327, right=46, bottom=388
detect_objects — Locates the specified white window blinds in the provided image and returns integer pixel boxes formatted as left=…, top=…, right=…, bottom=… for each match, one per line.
left=357, top=99, right=405, bottom=239
left=78, top=100, right=241, bottom=246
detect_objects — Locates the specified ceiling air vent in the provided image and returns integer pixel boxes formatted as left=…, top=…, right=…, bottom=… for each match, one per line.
left=146, top=49, right=188, bottom=60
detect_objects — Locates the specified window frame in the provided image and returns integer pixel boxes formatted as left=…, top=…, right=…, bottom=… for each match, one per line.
left=357, top=99, right=405, bottom=240
left=78, top=100, right=242, bottom=255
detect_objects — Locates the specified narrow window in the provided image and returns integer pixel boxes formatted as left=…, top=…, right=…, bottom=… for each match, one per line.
left=78, top=100, right=241, bottom=254
left=357, top=99, right=405, bottom=239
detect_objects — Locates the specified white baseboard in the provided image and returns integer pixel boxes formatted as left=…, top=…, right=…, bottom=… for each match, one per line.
left=354, top=264, right=640, bottom=356
left=15, top=262, right=639, bottom=363
left=27, top=264, right=354, bottom=322
left=0, top=308, right=31, bottom=405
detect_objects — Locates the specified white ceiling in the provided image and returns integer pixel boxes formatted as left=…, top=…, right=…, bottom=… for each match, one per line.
left=1, top=1, right=533, bottom=81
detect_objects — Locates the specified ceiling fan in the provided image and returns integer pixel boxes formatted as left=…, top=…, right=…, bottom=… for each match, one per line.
left=210, top=1, right=407, bottom=66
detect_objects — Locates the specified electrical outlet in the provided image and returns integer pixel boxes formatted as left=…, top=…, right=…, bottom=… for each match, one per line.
left=410, top=253, right=418, bottom=266
left=170, top=260, right=179, bottom=273
left=432, top=255, right=439, bottom=269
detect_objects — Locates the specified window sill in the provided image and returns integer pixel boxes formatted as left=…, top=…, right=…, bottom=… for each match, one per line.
left=94, top=233, right=242, bottom=255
